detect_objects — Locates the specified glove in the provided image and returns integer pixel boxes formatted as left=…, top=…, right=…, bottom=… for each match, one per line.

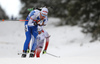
left=34, top=22, right=37, bottom=25
left=42, top=50, right=46, bottom=54
left=27, top=49, right=30, bottom=53
left=34, top=20, right=40, bottom=25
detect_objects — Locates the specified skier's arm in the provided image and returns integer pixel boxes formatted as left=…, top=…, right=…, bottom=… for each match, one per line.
left=43, top=17, right=48, bottom=26
left=43, top=36, right=50, bottom=54
left=43, top=35, right=50, bottom=54
left=28, top=15, right=37, bottom=26
left=38, top=17, right=48, bottom=26
left=38, top=21, right=46, bottom=26
left=44, top=30, right=50, bottom=50
left=44, top=37, right=49, bottom=50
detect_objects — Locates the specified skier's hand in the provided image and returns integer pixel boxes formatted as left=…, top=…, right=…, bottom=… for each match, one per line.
left=38, top=22, right=46, bottom=26
left=34, top=20, right=40, bottom=25
left=38, top=24, right=43, bottom=26
left=34, top=22, right=37, bottom=25
left=43, top=50, right=46, bottom=54
left=36, top=20, right=40, bottom=23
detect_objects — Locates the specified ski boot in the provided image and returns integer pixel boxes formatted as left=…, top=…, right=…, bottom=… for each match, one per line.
left=29, top=50, right=35, bottom=58
left=21, top=51, right=27, bottom=58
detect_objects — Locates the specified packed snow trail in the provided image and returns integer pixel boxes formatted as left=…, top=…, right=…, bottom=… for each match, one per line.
left=0, top=18, right=100, bottom=64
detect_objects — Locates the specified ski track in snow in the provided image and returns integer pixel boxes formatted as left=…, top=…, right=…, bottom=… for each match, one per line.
left=0, top=18, right=100, bottom=64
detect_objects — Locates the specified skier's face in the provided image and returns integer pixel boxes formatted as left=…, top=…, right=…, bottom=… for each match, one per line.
left=40, top=12, right=46, bottom=20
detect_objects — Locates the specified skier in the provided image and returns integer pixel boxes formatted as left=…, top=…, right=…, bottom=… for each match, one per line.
left=32, top=26, right=50, bottom=57
left=22, top=7, right=48, bottom=58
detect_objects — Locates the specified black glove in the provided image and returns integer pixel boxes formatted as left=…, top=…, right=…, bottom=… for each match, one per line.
left=34, top=22, right=37, bottom=25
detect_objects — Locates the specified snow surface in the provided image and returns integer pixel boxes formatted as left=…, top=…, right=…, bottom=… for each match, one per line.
left=0, top=18, right=100, bottom=64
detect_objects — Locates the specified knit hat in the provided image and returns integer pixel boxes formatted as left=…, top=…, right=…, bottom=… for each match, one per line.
left=41, top=7, right=48, bottom=15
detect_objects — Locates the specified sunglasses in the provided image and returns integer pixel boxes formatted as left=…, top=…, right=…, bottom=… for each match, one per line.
left=41, top=13, right=46, bottom=17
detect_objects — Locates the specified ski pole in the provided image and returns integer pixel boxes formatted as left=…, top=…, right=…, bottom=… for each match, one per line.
left=18, top=53, right=23, bottom=55
left=46, top=52, right=60, bottom=58
left=19, top=20, right=28, bottom=21
left=9, top=19, right=40, bottom=21
left=17, top=52, right=28, bottom=55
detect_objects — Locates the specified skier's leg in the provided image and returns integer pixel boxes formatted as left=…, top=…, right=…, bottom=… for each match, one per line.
left=23, top=27, right=31, bottom=51
left=36, top=41, right=44, bottom=58
left=36, top=46, right=42, bottom=58
left=29, top=27, right=38, bottom=57
left=31, top=37, right=37, bottom=50
left=27, top=42, right=30, bottom=53
left=22, top=27, right=31, bottom=57
left=31, top=26, right=38, bottom=51
left=29, top=35, right=36, bottom=57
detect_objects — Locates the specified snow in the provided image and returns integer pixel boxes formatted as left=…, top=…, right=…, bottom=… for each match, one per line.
left=0, top=18, right=100, bottom=64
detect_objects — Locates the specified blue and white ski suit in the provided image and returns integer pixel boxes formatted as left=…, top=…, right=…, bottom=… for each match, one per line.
left=23, top=10, right=48, bottom=52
